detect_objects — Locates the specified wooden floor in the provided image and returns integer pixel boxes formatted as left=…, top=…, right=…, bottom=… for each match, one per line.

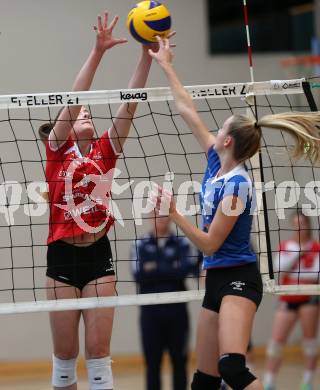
left=1, top=357, right=320, bottom=390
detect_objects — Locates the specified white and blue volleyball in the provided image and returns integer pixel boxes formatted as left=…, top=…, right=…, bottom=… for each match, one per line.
left=127, top=1, right=171, bottom=44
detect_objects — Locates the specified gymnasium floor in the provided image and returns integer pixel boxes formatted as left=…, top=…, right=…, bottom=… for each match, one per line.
left=1, top=358, right=320, bottom=389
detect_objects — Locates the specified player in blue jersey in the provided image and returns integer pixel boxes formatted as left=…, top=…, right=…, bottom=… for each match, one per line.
left=148, top=37, right=320, bottom=390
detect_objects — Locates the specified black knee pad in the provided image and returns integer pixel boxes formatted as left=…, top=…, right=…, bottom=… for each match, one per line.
left=191, top=370, right=222, bottom=390
left=218, top=353, right=256, bottom=390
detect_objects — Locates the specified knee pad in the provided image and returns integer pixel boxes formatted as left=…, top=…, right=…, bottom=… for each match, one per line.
left=86, top=356, right=113, bottom=390
left=303, top=338, right=318, bottom=357
left=218, top=353, right=256, bottom=390
left=52, top=355, right=77, bottom=388
left=191, top=370, right=222, bottom=390
left=266, top=340, right=284, bottom=358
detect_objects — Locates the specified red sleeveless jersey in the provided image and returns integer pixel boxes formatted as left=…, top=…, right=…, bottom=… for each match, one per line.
left=278, top=240, right=320, bottom=303
left=45, top=130, right=119, bottom=244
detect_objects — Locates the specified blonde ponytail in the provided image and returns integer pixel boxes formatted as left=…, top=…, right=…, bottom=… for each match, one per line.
left=257, top=112, right=320, bottom=164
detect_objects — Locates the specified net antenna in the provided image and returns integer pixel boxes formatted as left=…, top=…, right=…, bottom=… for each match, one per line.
left=243, top=0, right=275, bottom=292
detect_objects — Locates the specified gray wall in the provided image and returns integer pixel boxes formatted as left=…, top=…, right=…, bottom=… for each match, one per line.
left=0, top=0, right=304, bottom=361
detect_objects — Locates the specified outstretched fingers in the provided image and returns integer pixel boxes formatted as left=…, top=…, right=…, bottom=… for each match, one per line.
left=108, top=14, right=119, bottom=31
left=166, top=31, right=176, bottom=47
left=158, top=34, right=176, bottom=49
left=97, top=14, right=103, bottom=32
left=94, top=11, right=127, bottom=49
left=95, top=11, right=119, bottom=33
left=114, top=37, right=128, bottom=45
left=167, top=30, right=176, bottom=39
left=103, top=11, right=108, bottom=29
left=164, top=38, right=170, bottom=50
left=149, top=185, right=162, bottom=212
left=155, top=35, right=164, bottom=47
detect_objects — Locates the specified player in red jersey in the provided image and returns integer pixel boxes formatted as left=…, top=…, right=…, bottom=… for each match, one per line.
left=39, top=12, right=175, bottom=390
left=264, top=211, right=320, bottom=390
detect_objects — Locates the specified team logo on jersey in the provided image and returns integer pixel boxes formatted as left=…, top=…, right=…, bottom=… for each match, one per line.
left=64, top=145, right=82, bottom=158
left=93, top=152, right=103, bottom=160
left=55, top=157, right=133, bottom=233
left=58, top=169, right=73, bottom=178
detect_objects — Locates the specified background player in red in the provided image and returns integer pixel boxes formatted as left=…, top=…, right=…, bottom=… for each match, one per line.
left=263, top=211, right=320, bottom=390
left=40, top=12, right=175, bottom=390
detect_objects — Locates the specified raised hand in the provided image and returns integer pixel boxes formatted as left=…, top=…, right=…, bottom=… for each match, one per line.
left=147, top=34, right=175, bottom=67
left=149, top=185, right=176, bottom=217
left=144, top=31, right=176, bottom=53
left=94, top=11, right=127, bottom=53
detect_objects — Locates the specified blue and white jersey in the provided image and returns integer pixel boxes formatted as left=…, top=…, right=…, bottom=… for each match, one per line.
left=200, top=146, right=256, bottom=269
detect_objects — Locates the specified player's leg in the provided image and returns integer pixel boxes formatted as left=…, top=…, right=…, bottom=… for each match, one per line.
left=47, top=277, right=81, bottom=390
left=191, top=307, right=222, bottom=390
left=166, top=304, right=189, bottom=390
left=298, top=299, right=319, bottom=390
left=246, top=340, right=255, bottom=373
left=220, top=338, right=256, bottom=390
left=218, top=295, right=263, bottom=390
left=191, top=266, right=225, bottom=390
left=82, top=274, right=116, bottom=390
left=263, top=302, right=298, bottom=390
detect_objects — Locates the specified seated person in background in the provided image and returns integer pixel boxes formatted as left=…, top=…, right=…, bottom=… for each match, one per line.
left=130, top=212, right=199, bottom=390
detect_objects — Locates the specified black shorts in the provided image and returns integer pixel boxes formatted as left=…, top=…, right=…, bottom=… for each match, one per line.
left=46, top=235, right=115, bottom=290
left=203, top=262, right=263, bottom=313
left=281, top=296, right=320, bottom=311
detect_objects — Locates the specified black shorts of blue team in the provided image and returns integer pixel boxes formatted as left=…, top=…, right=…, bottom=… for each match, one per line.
left=281, top=296, right=320, bottom=311
left=203, top=262, right=263, bottom=313
left=46, top=235, right=115, bottom=290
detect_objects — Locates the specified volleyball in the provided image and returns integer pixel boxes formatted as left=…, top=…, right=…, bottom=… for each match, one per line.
left=127, top=1, right=171, bottom=44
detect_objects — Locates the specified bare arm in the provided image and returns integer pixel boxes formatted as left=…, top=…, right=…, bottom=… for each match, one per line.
left=110, top=33, right=176, bottom=154
left=172, top=197, right=241, bottom=256
left=49, top=12, right=127, bottom=150
left=109, top=46, right=152, bottom=154
left=149, top=37, right=215, bottom=152
left=154, top=189, right=241, bottom=256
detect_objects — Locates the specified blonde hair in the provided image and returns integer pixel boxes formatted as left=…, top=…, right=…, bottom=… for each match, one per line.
left=227, top=112, right=320, bottom=164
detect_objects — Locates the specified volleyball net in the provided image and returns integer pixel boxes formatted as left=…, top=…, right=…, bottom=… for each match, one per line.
left=0, top=78, right=319, bottom=314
